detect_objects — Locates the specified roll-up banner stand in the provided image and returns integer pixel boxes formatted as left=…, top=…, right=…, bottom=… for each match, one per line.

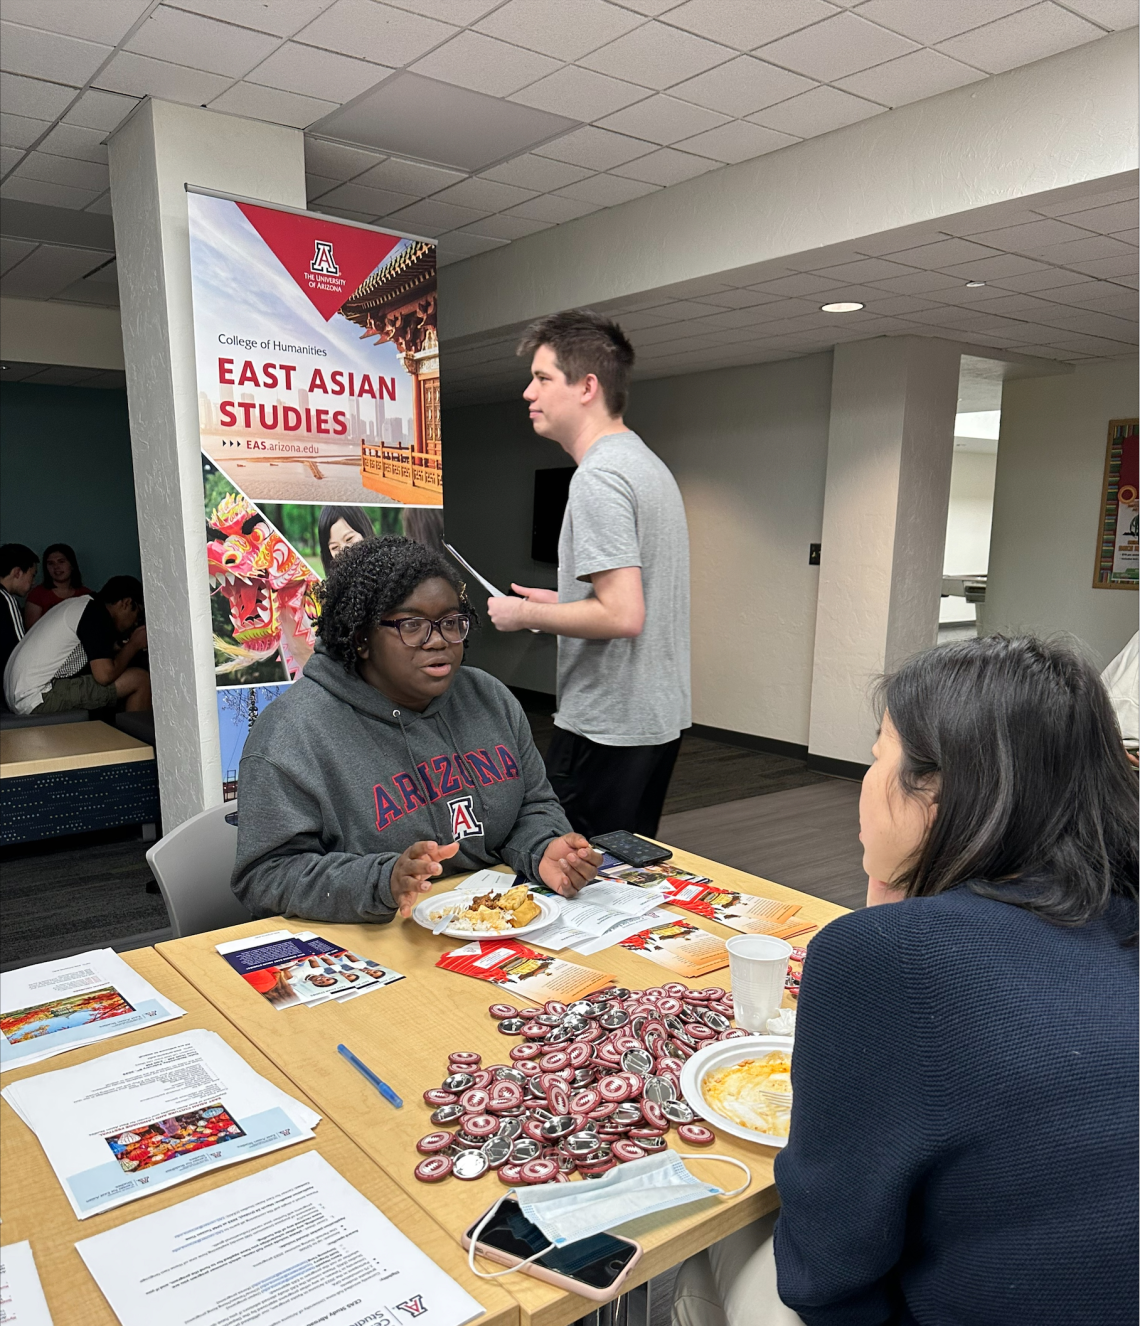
left=186, top=188, right=442, bottom=797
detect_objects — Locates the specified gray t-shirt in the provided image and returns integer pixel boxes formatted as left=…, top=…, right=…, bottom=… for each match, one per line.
left=555, top=431, right=691, bottom=747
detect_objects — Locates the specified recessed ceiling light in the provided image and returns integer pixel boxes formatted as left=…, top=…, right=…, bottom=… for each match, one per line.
left=820, top=301, right=864, bottom=313
left=965, top=280, right=986, bottom=288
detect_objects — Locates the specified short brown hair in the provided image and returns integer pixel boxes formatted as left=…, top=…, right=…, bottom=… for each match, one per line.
left=518, top=308, right=635, bottom=415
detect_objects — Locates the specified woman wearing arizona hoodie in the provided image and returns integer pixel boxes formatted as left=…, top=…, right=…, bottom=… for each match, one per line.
left=232, top=537, right=601, bottom=923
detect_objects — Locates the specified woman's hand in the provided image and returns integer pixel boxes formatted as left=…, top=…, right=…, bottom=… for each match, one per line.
left=538, top=834, right=602, bottom=897
left=866, top=875, right=906, bottom=907
left=391, top=840, right=460, bottom=917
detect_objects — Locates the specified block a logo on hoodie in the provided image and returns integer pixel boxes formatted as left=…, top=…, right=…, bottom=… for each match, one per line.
left=448, top=796, right=484, bottom=840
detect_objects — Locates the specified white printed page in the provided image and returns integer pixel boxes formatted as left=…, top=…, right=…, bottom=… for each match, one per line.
left=77, top=1152, right=485, bottom=1326
left=0, top=1241, right=53, bottom=1326
left=556, top=882, right=669, bottom=935
left=1, top=1031, right=315, bottom=1219
left=0, top=950, right=185, bottom=1072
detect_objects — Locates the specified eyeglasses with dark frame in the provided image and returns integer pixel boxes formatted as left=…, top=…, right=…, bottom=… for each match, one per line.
left=377, top=611, right=472, bottom=648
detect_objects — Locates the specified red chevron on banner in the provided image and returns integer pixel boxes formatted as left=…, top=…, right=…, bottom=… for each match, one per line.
left=236, top=202, right=401, bottom=322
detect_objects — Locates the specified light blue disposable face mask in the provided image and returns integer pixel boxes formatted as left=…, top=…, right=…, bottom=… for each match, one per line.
left=468, top=1151, right=751, bottom=1279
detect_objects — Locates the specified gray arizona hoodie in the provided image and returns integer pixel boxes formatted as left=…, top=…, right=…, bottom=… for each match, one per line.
left=232, top=646, right=572, bottom=924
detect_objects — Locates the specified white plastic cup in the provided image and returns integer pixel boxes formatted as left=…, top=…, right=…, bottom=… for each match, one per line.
left=726, top=935, right=793, bottom=1031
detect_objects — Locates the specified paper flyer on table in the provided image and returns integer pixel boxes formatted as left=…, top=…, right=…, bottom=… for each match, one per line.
left=662, top=880, right=817, bottom=939
left=601, top=862, right=712, bottom=887
left=1, top=1030, right=317, bottom=1219
left=555, top=880, right=668, bottom=936
left=0, top=949, right=185, bottom=1072
left=216, top=932, right=402, bottom=1009
left=0, top=1240, right=53, bottom=1325
left=620, top=919, right=730, bottom=977
left=530, top=907, right=678, bottom=956
left=437, top=939, right=613, bottom=1002
left=76, top=1152, right=484, bottom=1326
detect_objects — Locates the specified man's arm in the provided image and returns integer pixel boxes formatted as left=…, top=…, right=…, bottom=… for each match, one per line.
left=89, top=626, right=147, bottom=685
left=486, top=566, right=645, bottom=639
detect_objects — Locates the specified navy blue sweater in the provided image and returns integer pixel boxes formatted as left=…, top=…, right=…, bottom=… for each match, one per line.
left=773, top=887, right=1138, bottom=1326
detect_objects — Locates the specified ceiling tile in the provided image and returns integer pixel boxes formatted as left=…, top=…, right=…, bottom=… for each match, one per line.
left=855, top=0, right=1036, bottom=44
left=509, top=64, right=649, bottom=117
left=535, top=125, right=653, bottom=168
left=816, top=256, right=918, bottom=282
left=411, top=32, right=562, bottom=97
left=890, top=236, right=1002, bottom=269
left=432, top=176, right=538, bottom=209
left=609, top=0, right=692, bottom=14
left=677, top=119, right=797, bottom=162
left=1030, top=233, right=1137, bottom=263
left=304, top=138, right=386, bottom=180
left=668, top=54, right=815, bottom=116
left=0, top=73, right=78, bottom=120
left=611, top=145, right=717, bottom=183
left=938, top=253, right=1047, bottom=280
left=0, top=112, right=51, bottom=148
left=505, top=193, right=602, bottom=222
left=126, top=8, right=279, bottom=78
left=459, top=213, right=554, bottom=240
left=1047, top=333, right=1138, bottom=355
left=62, top=88, right=139, bottom=130
left=296, top=0, right=457, bottom=65
left=1113, top=227, right=1139, bottom=245
left=311, top=181, right=418, bottom=214
left=247, top=43, right=391, bottom=102
left=1053, top=0, right=1139, bottom=28
left=475, top=0, right=644, bottom=61
left=598, top=93, right=728, bottom=144
left=1062, top=253, right=1140, bottom=279
left=84, top=191, right=114, bottom=214
left=210, top=81, right=337, bottom=128
left=579, top=21, right=735, bottom=89
left=0, top=243, right=108, bottom=298
left=696, top=286, right=779, bottom=308
left=0, top=145, right=23, bottom=173
left=385, top=198, right=489, bottom=234
left=989, top=267, right=1097, bottom=292
left=168, top=1, right=333, bottom=38
left=480, top=153, right=595, bottom=189
left=835, top=47, right=984, bottom=107
left=663, top=0, right=838, bottom=51
left=12, top=150, right=109, bottom=189
left=95, top=51, right=234, bottom=104
left=36, top=122, right=109, bottom=162
left=355, top=156, right=466, bottom=194
left=1054, top=199, right=1137, bottom=234
left=867, top=269, right=963, bottom=294
left=0, top=0, right=150, bottom=44
left=751, top=85, right=882, bottom=137
left=310, top=202, right=374, bottom=222
left=383, top=0, right=504, bottom=23
left=0, top=176, right=98, bottom=208
left=0, top=22, right=111, bottom=87
left=555, top=173, right=660, bottom=204
left=965, top=217, right=1096, bottom=251
left=305, top=171, right=339, bottom=198
left=0, top=237, right=37, bottom=273
left=935, top=2, right=1104, bottom=75
left=751, top=271, right=845, bottom=296
left=756, top=11, right=919, bottom=81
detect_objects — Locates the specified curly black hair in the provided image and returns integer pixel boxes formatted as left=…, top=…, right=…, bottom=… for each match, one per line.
left=316, top=535, right=472, bottom=670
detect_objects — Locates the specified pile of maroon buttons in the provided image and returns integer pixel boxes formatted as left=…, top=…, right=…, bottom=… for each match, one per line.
left=413, top=983, right=745, bottom=1185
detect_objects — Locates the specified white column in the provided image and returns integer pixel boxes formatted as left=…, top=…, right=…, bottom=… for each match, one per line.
left=807, top=336, right=961, bottom=769
left=108, top=100, right=305, bottom=829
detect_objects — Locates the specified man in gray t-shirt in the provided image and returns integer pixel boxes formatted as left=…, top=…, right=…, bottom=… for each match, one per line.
left=486, top=309, right=691, bottom=839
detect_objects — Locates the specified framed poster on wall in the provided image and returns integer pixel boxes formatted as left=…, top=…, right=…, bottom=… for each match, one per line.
left=1093, top=418, right=1138, bottom=590
left=185, top=188, right=443, bottom=796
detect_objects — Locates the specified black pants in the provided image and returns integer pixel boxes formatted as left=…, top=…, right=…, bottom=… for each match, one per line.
left=544, top=728, right=682, bottom=841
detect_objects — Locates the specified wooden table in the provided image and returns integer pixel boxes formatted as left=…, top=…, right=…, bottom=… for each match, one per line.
left=157, top=846, right=847, bottom=1326
left=0, top=949, right=518, bottom=1326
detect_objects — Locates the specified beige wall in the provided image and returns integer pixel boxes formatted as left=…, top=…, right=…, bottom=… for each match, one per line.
left=984, top=357, right=1139, bottom=665
left=940, top=447, right=998, bottom=624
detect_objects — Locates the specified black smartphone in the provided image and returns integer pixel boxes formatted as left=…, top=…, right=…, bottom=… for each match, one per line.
left=589, top=830, right=673, bottom=867
left=462, top=1200, right=641, bottom=1298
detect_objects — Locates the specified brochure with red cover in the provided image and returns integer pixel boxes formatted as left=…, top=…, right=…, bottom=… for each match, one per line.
left=662, top=880, right=816, bottom=940
left=436, top=939, right=613, bottom=1002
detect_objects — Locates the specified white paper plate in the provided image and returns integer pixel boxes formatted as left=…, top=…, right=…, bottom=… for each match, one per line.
left=412, top=888, right=561, bottom=941
left=680, top=1035, right=795, bottom=1148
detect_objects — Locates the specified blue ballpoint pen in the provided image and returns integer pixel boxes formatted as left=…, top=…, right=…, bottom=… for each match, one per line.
left=337, top=1043, right=403, bottom=1108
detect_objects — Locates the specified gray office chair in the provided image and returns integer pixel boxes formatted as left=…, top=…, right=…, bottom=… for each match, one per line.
left=146, top=802, right=253, bottom=938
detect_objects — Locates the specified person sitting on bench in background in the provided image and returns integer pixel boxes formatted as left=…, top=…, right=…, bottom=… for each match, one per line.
left=0, top=543, right=38, bottom=697
left=3, top=575, right=151, bottom=717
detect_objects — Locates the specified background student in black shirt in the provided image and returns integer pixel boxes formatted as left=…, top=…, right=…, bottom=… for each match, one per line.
left=0, top=543, right=38, bottom=696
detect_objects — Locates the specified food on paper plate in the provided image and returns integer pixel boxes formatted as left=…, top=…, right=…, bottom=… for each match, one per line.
left=702, top=1050, right=793, bottom=1137
left=430, top=884, right=542, bottom=933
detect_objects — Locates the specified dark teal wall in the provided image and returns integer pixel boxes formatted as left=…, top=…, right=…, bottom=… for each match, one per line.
left=0, top=382, right=141, bottom=589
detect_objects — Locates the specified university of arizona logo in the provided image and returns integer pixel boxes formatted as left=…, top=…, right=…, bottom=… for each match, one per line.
left=309, top=239, right=339, bottom=275
left=448, top=795, right=483, bottom=840
left=397, top=1296, right=428, bottom=1317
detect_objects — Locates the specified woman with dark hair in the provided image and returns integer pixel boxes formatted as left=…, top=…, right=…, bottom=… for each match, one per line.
left=232, top=536, right=600, bottom=923
left=673, top=635, right=1138, bottom=1326
left=317, top=505, right=375, bottom=569
left=24, top=542, right=93, bottom=627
